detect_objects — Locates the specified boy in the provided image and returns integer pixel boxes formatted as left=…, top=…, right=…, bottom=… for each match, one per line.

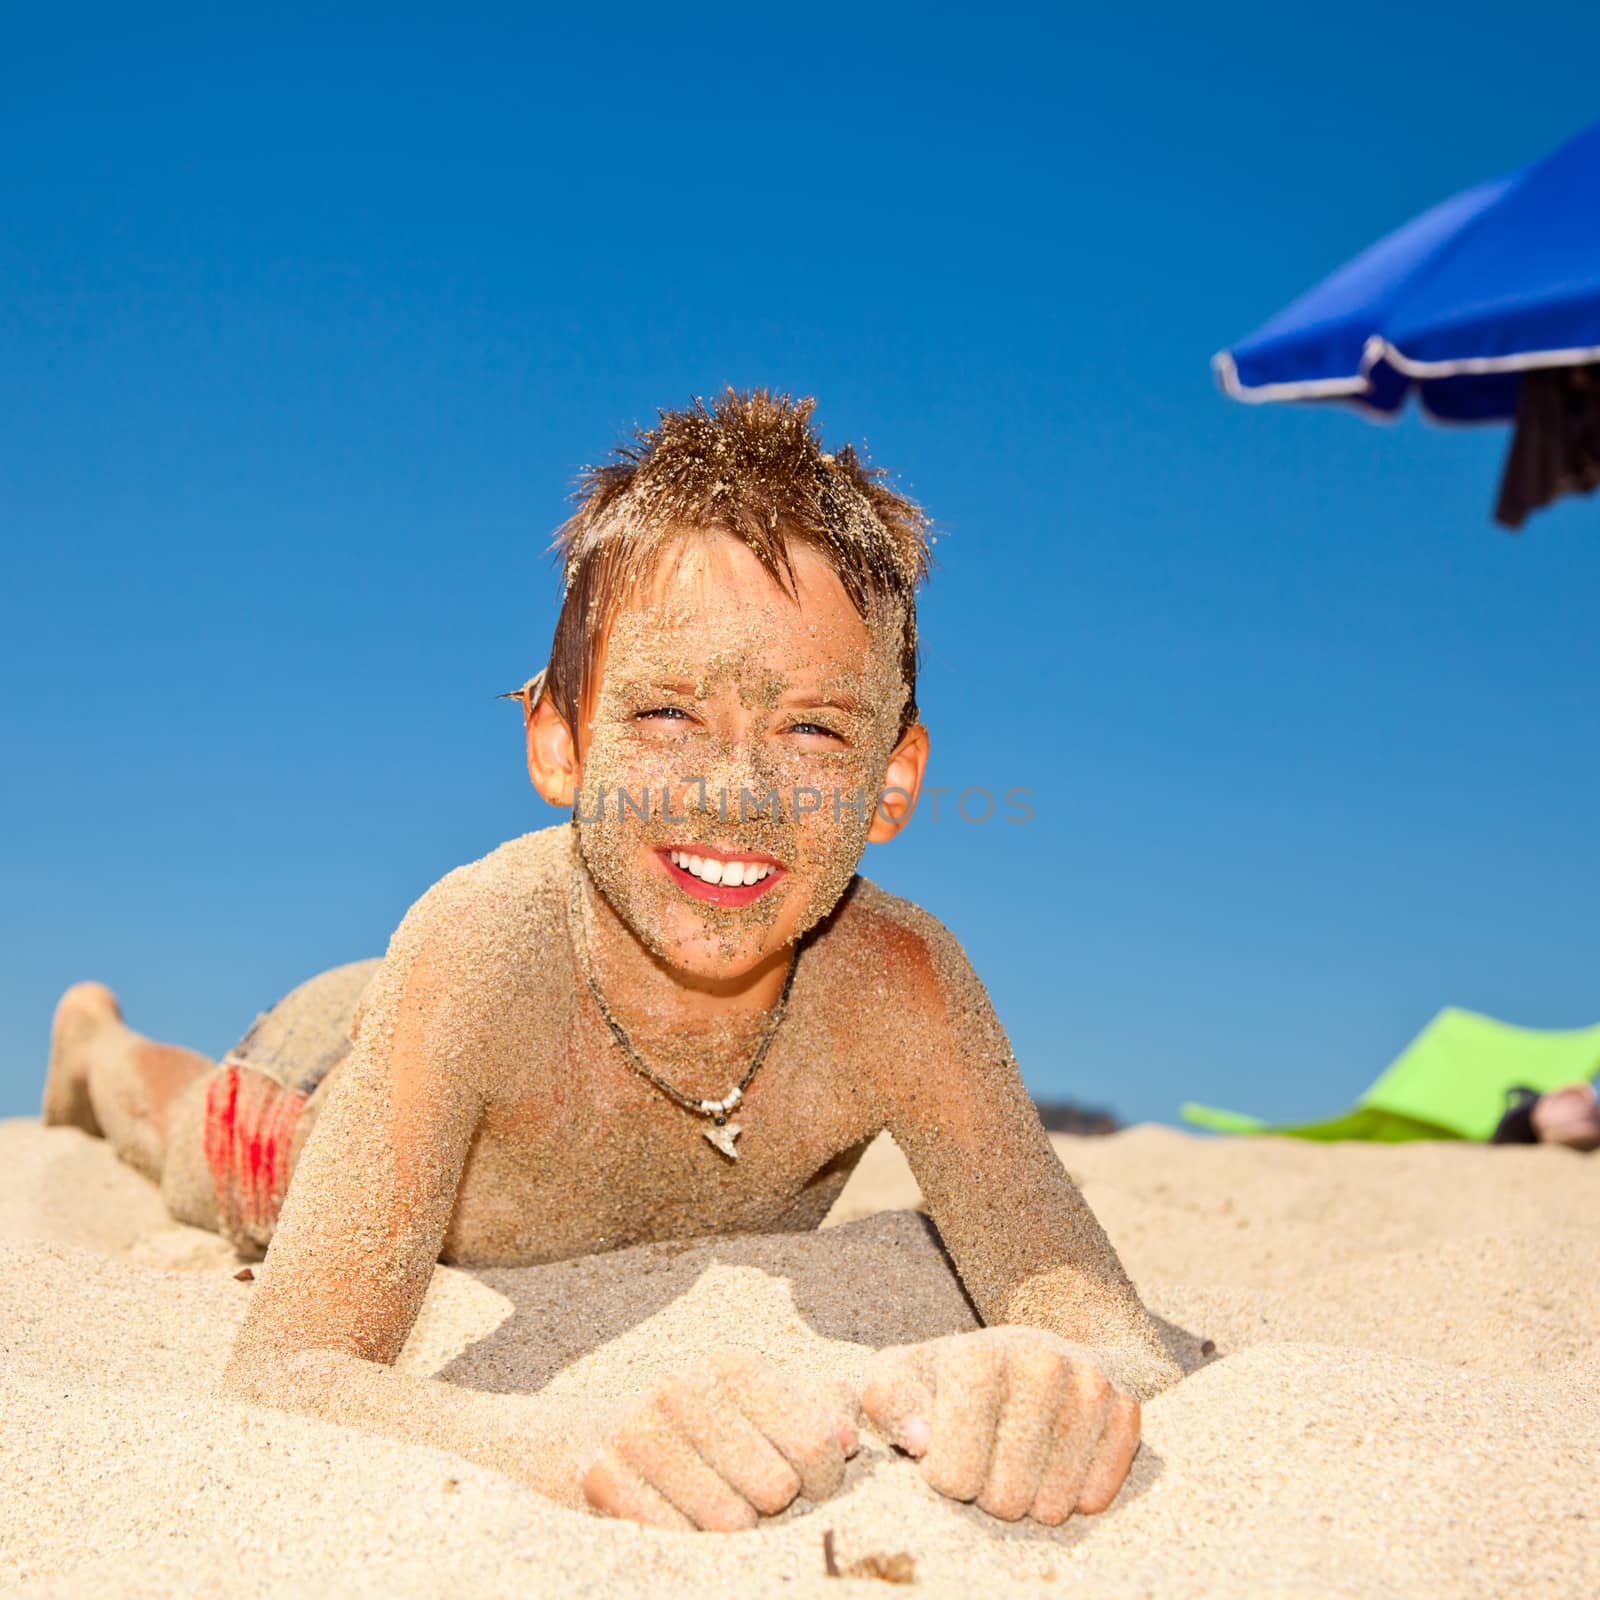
left=42, top=391, right=1179, bottom=1533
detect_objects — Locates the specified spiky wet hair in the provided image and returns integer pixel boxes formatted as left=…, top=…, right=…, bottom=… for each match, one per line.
left=539, top=389, right=932, bottom=742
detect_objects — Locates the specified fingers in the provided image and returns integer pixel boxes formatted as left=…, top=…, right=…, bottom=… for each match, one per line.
left=922, top=1338, right=1005, bottom=1502
left=710, top=1350, right=851, bottom=1504
left=1029, top=1362, right=1114, bottom=1525
left=977, top=1340, right=1071, bottom=1521
left=822, top=1377, right=862, bottom=1458
left=585, top=1355, right=857, bottom=1533
left=580, top=1446, right=696, bottom=1531
left=866, top=1334, right=1143, bottom=1526
left=658, top=1375, right=801, bottom=1516
left=612, top=1391, right=759, bottom=1532
left=1075, top=1392, right=1141, bottom=1514
left=861, top=1344, right=937, bottom=1455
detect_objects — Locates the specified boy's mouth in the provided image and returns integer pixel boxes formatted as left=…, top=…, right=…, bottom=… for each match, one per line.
left=656, top=844, right=786, bottom=907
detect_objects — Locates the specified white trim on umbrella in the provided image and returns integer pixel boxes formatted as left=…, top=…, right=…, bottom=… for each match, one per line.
left=1211, top=351, right=1372, bottom=402
left=1378, top=336, right=1600, bottom=376
left=1215, top=335, right=1600, bottom=404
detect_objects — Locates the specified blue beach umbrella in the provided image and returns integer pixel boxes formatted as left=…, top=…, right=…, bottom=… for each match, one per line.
left=1214, top=118, right=1600, bottom=527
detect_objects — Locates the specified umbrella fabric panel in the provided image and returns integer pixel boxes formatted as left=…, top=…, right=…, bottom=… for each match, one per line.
left=1385, top=120, right=1600, bottom=372
left=1216, top=118, right=1600, bottom=428
left=1219, top=175, right=1515, bottom=406
left=1412, top=370, right=1523, bottom=423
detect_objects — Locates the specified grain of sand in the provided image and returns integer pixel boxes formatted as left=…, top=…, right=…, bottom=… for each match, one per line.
left=2, top=1118, right=1596, bottom=1597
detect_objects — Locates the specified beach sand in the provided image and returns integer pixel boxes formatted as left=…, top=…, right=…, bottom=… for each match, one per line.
left=2, top=1118, right=1596, bottom=1597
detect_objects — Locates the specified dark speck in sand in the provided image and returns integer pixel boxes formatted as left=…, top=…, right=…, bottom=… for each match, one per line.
left=823, top=1528, right=916, bottom=1584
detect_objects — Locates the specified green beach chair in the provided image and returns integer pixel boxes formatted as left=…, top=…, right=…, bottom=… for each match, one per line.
left=1182, top=1007, right=1600, bottom=1143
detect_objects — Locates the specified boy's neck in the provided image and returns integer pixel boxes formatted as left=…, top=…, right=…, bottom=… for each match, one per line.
left=573, top=862, right=795, bottom=1033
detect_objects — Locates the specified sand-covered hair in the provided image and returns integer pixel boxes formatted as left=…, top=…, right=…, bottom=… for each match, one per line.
left=538, top=389, right=932, bottom=742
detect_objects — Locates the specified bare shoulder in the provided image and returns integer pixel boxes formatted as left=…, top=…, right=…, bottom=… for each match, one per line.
left=353, top=826, right=573, bottom=1090
left=814, top=878, right=1025, bottom=1137
left=387, top=824, right=567, bottom=960
left=807, top=874, right=981, bottom=1024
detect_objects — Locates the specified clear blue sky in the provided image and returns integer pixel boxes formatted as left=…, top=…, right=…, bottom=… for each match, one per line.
left=5, top=3, right=1599, bottom=1126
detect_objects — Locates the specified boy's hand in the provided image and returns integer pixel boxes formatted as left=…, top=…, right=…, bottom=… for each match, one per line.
left=861, top=1328, right=1140, bottom=1524
left=581, top=1350, right=859, bottom=1531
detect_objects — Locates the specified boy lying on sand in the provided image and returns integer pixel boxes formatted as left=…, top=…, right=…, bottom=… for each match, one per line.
left=42, top=391, right=1180, bottom=1532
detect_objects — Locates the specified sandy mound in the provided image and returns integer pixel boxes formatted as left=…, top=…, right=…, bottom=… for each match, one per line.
left=1, top=1119, right=1596, bottom=1597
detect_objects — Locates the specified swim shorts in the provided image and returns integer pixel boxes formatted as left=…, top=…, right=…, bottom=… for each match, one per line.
left=203, top=958, right=382, bottom=1250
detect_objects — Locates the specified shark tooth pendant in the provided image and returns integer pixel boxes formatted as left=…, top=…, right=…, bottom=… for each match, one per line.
left=571, top=866, right=791, bottom=1171
left=703, top=1121, right=742, bottom=1160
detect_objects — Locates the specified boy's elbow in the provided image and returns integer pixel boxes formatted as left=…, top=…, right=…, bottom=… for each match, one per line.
left=1137, top=1342, right=1185, bottom=1400
left=219, top=1347, right=280, bottom=1407
left=221, top=1341, right=348, bottom=1411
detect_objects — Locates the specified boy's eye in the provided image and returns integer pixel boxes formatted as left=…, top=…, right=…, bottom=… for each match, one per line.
left=782, top=720, right=847, bottom=743
left=633, top=706, right=695, bottom=724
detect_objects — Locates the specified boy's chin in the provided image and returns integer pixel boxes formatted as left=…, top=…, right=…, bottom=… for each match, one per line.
left=654, top=923, right=792, bottom=986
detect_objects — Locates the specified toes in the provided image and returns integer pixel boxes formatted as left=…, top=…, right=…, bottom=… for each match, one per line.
left=54, top=981, right=122, bottom=1027
left=42, top=982, right=121, bottom=1131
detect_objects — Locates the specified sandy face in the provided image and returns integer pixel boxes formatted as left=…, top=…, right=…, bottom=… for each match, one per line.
left=572, top=533, right=910, bottom=981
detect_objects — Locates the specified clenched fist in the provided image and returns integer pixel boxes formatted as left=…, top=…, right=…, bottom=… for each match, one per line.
left=861, top=1328, right=1141, bottom=1523
left=581, top=1349, right=859, bottom=1531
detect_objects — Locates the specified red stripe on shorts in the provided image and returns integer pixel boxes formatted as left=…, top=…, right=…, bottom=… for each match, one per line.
left=204, top=1064, right=308, bottom=1238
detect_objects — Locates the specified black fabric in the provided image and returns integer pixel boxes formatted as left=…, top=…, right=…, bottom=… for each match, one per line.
left=1495, top=363, right=1600, bottom=530
left=1489, top=1086, right=1541, bottom=1144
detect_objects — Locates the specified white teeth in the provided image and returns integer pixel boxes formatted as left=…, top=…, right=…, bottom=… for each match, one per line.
left=668, top=851, right=775, bottom=887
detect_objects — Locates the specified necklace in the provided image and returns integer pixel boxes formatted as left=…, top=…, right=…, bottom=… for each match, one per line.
left=567, top=867, right=799, bottom=1160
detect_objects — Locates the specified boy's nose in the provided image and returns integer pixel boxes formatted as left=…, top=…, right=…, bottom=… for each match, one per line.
left=671, top=744, right=789, bottom=829
left=691, top=739, right=769, bottom=800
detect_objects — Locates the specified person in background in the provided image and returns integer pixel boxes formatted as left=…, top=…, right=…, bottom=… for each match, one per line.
left=1492, top=1080, right=1600, bottom=1148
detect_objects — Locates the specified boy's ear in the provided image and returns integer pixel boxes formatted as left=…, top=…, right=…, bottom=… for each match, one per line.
left=525, top=688, right=579, bottom=808
left=868, top=722, right=931, bottom=844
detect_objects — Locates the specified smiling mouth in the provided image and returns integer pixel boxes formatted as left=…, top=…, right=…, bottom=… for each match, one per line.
left=657, top=845, right=786, bottom=906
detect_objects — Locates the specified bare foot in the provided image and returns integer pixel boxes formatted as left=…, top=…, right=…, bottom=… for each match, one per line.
left=1530, top=1082, right=1600, bottom=1151
left=41, top=981, right=122, bottom=1135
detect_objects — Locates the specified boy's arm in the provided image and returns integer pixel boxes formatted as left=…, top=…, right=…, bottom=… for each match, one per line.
left=861, top=909, right=1179, bottom=1522
left=221, top=918, right=603, bottom=1505
left=223, top=895, right=857, bottom=1529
